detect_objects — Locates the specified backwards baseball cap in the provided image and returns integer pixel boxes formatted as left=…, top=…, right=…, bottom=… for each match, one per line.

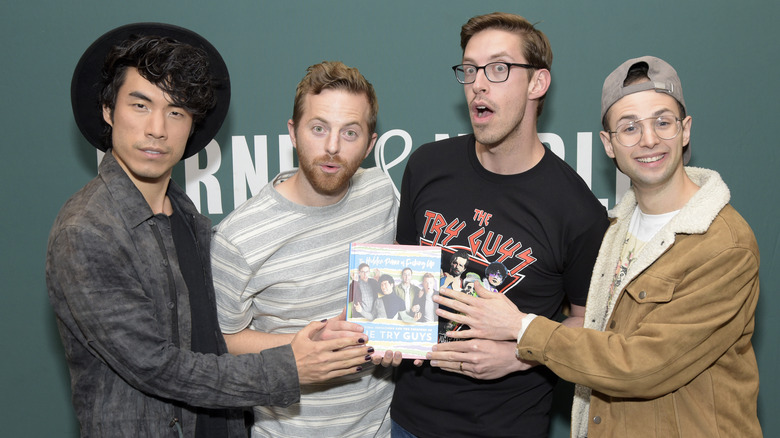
left=71, top=23, right=231, bottom=160
left=601, top=56, right=690, bottom=164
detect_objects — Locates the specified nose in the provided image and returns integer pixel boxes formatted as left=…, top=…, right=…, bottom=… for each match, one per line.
left=145, top=111, right=167, bottom=140
left=325, top=131, right=340, bottom=156
left=637, top=120, right=659, bottom=148
left=470, top=68, right=489, bottom=94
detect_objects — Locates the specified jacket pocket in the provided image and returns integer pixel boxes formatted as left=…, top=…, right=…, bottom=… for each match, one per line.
left=624, top=275, right=675, bottom=304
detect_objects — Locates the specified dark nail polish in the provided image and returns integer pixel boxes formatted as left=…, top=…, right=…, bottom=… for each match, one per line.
left=367, top=347, right=375, bottom=354
left=357, top=338, right=366, bottom=344
left=364, top=354, right=372, bottom=361
left=320, top=319, right=327, bottom=323
left=356, top=366, right=363, bottom=372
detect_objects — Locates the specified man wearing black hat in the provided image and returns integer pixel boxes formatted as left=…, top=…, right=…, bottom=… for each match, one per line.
left=46, top=23, right=375, bottom=438
left=432, top=56, right=762, bottom=437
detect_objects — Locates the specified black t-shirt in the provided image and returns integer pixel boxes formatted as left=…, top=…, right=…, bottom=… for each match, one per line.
left=170, top=204, right=229, bottom=438
left=391, top=135, right=609, bottom=438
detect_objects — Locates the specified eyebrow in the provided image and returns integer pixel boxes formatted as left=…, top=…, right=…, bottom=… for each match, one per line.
left=617, top=108, right=677, bottom=124
left=463, top=51, right=515, bottom=64
left=128, top=90, right=184, bottom=109
left=128, top=91, right=152, bottom=102
left=310, top=117, right=364, bottom=130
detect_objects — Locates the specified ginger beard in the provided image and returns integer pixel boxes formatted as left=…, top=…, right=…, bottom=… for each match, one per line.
left=296, top=144, right=363, bottom=196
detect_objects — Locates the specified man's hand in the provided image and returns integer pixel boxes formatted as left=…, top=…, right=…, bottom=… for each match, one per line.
left=435, top=283, right=525, bottom=341
left=312, top=308, right=366, bottom=342
left=291, top=321, right=373, bottom=385
left=371, top=349, right=404, bottom=367
left=428, top=339, right=538, bottom=379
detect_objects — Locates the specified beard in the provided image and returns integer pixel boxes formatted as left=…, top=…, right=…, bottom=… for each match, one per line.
left=297, top=148, right=362, bottom=196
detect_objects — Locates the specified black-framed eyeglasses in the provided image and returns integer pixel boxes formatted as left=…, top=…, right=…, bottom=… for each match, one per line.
left=607, top=115, right=683, bottom=147
left=452, top=62, right=539, bottom=84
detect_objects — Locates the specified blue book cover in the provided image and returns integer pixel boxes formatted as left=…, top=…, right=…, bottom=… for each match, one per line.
left=346, top=243, right=441, bottom=359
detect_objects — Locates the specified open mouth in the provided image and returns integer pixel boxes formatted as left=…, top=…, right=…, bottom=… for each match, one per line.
left=475, top=105, right=494, bottom=119
left=320, top=163, right=341, bottom=173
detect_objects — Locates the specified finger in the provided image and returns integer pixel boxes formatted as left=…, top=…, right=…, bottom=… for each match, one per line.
left=473, top=282, right=494, bottom=298
left=429, top=357, right=463, bottom=373
left=298, top=320, right=328, bottom=340
left=329, top=346, right=375, bottom=367
left=379, top=350, right=395, bottom=367
left=318, top=333, right=368, bottom=351
left=327, top=320, right=366, bottom=333
left=336, top=307, right=347, bottom=321
left=445, top=327, right=474, bottom=340
left=437, top=287, right=479, bottom=305
left=434, top=293, right=471, bottom=315
left=323, top=330, right=368, bottom=342
left=430, top=342, right=468, bottom=353
left=436, top=306, right=466, bottom=325
left=369, top=350, right=392, bottom=366
left=413, top=358, right=425, bottom=367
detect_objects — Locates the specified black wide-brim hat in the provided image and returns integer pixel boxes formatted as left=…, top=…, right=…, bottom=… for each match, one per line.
left=71, top=22, right=230, bottom=160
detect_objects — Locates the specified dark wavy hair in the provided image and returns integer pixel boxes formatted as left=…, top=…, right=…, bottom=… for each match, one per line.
left=99, top=34, right=217, bottom=144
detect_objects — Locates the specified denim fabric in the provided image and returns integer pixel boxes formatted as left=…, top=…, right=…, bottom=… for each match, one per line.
left=391, top=420, right=420, bottom=438
left=46, top=152, right=299, bottom=437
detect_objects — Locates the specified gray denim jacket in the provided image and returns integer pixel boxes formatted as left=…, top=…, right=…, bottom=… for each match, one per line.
left=46, top=152, right=299, bottom=437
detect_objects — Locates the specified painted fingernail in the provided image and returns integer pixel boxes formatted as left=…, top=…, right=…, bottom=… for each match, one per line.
left=320, top=319, right=327, bottom=323
left=367, top=347, right=375, bottom=354
left=357, top=338, right=366, bottom=344
left=356, top=366, right=363, bottom=372
left=364, top=355, right=372, bottom=361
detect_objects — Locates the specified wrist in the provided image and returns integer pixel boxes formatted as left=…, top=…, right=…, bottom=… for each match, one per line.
left=515, top=313, right=537, bottom=359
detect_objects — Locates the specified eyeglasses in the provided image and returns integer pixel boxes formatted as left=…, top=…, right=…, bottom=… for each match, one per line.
left=608, top=115, right=682, bottom=147
left=452, top=62, right=539, bottom=84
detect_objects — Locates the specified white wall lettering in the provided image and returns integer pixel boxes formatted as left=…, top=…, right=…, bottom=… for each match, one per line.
left=185, top=140, right=222, bottom=214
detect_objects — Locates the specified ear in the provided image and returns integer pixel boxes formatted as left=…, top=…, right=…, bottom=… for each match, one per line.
left=600, top=130, right=616, bottom=159
left=528, top=68, right=551, bottom=100
left=363, top=132, right=378, bottom=159
left=102, top=105, right=113, bottom=127
left=681, top=115, right=692, bottom=147
left=287, top=119, right=297, bottom=148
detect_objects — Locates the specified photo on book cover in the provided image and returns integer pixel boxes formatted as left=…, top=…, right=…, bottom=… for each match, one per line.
left=346, top=243, right=441, bottom=359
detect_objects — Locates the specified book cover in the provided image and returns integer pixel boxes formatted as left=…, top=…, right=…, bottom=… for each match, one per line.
left=346, top=243, right=441, bottom=359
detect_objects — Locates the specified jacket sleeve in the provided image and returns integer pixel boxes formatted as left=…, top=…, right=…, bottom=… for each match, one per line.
left=47, top=223, right=300, bottom=409
left=517, top=244, right=759, bottom=399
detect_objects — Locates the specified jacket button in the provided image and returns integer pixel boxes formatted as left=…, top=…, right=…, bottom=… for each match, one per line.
left=593, top=416, right=602, bottom=424
left=639, top=291, right=647, bottom=299
left=609, top=320, right=616, bottom=329
left=167, top=302, right=175, bottom=309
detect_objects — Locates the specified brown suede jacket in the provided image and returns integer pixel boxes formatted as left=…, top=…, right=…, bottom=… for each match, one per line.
left=518, top=167, right=761, bottom=437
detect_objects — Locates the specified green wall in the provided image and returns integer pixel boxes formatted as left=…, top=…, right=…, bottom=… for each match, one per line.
left=2, top=1, right=777, bottom=436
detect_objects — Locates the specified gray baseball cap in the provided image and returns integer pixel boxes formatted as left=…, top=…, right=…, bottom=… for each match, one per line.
left=601, top=56, right=690, bottom=164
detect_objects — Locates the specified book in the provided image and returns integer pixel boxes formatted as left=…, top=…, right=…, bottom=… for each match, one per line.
left=346, top=243, right=441, bottom=359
